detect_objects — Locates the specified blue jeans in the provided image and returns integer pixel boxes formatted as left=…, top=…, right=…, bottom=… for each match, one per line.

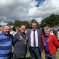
left=45, top=53, right=56, bottom=59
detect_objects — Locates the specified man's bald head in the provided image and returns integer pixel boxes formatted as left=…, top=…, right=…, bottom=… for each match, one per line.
left=4, top=25, right=11, bottom=36
left=4, top=25, right=10, bottom=29
left=20, top=25, right=26, bottom=33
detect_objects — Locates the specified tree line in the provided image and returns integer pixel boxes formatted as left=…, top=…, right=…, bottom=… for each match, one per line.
left=7, top=14, right=59, bottom=28
left=7, top=20, right=41, bottom=29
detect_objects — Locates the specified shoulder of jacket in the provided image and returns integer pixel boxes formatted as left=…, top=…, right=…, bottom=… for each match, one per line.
left=27, top=30, right=31, bottom=33
left=51, top=35, right=56, bottom=37
left=14, top=33, right=19, bottom=36
left=37, top=29, right=42, bottom=32
left=41, top=34, right=45, bottom=37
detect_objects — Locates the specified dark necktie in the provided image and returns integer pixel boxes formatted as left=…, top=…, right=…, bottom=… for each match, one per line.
left=34, top=30, right=36, bottom=47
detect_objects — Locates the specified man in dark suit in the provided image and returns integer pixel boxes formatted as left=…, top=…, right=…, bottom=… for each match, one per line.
left=27, top=21, right=42, bottom=59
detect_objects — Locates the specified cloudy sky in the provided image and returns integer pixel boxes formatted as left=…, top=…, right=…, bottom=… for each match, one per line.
left=0, top=0, right=59, bottom=25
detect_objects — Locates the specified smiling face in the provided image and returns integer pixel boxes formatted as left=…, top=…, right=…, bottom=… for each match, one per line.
left=4, top=26, right=11, bottom=35
left=20, top=25, right=26, bottom=33
left=32, top=23, right=37, bottom=30
left=44, top=27, right=50, bottom=36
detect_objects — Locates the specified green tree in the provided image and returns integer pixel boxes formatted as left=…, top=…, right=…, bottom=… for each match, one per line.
left=14, top=20, right=22, bottom=26
left=22, top=21, right=30, bottom=28
left=41, top=14, right=59, bottom=28
left=7, top=22, right=14, bottom=26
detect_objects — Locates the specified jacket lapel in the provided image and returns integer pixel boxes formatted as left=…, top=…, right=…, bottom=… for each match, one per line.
left=29, top=30, right=31, bottom=46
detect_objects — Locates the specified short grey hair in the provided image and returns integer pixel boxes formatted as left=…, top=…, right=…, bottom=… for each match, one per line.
left=32, top=21, right=37, bottom=23
left=44, top=26, right=50, bottom=30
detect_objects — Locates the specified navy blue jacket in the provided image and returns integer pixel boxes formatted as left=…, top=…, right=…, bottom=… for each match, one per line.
left=27, top=29, right=42, bottom=52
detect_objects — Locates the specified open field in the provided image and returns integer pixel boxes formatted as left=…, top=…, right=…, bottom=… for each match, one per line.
left=26, top=48, right=59, bottom=59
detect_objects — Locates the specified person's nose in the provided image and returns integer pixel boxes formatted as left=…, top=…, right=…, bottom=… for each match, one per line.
left=34, top=26, right=36, bottom=27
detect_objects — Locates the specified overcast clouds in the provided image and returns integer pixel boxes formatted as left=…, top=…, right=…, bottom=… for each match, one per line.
left=0, top=0, right=59, bottom=25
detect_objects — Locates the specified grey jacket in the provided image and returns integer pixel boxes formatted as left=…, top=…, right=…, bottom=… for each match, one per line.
left=13, top=32, right=27, bottom=58
left=27, top=29, right=42, bottom=52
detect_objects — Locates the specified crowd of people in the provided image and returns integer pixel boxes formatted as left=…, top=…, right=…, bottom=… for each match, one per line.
left=0, top=21, right=59, bottom=59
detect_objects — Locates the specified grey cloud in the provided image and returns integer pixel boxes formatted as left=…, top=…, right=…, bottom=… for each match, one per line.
left=0, top=0, right=33, bottom=25
left=1, top=0, right=58, bottom=25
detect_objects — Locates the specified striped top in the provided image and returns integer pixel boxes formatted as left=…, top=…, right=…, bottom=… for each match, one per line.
left=0, top=32, right=13, bottom=59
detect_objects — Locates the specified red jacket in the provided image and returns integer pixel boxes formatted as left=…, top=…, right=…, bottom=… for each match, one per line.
left=41, top=34, right=59, bottom=55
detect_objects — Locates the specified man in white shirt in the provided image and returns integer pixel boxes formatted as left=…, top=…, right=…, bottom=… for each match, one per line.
left=27, top=21, right=42, bottom=59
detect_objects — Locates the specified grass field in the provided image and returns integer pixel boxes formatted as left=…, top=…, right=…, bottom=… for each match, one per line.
left=26, top=48, right=59, bottom=59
